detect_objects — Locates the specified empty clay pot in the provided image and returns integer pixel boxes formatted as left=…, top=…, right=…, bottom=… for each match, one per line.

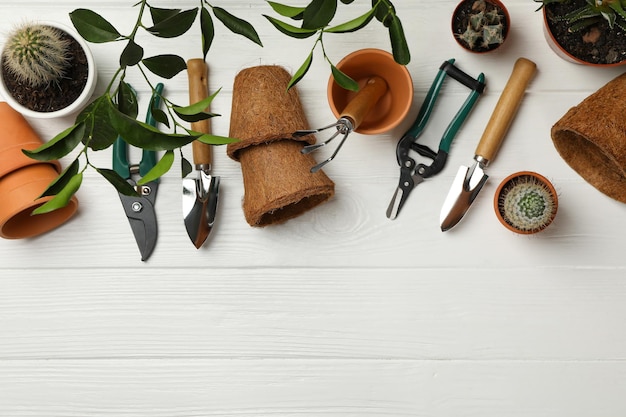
left=327, top=48, right=413, bottom=135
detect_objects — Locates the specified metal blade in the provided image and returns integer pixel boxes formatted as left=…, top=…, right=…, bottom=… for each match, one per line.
left=183, top=170, right=219, bottom=249
left=439, top=160, right=488, bottom=231
left=386, top=174, right=424, bottom=220
left=119, top=193, right=158, bottom=261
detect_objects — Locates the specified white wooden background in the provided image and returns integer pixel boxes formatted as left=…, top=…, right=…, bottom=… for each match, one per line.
left=2, top=0, right=626, bottom=415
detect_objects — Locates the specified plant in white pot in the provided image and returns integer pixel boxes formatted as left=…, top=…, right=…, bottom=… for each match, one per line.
left=0, top=21, right=97, bottom=118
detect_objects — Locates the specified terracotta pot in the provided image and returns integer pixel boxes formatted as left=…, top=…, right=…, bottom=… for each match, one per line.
left=542, top=6, right=626, bottom=67
left=327, top=48, right=413, bottom=135
left=0, top=102, right=78, bottom=238
left=0, top=21, right=97, bottom=118
left=0, top=163, right=78, bottom=239
left=451, top=0, right=510, bottom=54
left=494, top=171, right=558, bottom=235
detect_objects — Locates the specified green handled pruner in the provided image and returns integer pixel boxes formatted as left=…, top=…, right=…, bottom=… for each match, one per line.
left=386, top=59, right=485, bottom=220
left=113, top=82, right=164, bottom=261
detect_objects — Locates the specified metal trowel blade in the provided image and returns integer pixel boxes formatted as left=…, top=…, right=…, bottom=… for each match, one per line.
left=183, top=171, right=219, bottom=248
left=439, top=160, right=488, bottom=231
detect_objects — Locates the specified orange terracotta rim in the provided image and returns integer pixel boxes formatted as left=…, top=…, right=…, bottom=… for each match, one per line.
left=0, top=163, right=78, bottom=239
left=327, top=48, right=413, bottom=135
left=494, top=171, right=558, bottom=235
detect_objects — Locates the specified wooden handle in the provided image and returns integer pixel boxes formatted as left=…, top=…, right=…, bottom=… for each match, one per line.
left=475, top=57, right=537, bottom=162
left=339, top=76, right=388, bottom=130
left=187, top=58, right=212, bottom=166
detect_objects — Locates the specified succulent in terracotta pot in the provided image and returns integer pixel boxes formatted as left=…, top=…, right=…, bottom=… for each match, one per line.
left=0, top=21, right=97, bottom=118
left=452, top=0, right=510, bottom=53
left=535, top=0, right=626, bottom=65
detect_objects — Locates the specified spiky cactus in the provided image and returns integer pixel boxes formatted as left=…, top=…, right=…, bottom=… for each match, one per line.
left=456, top=0, right=506, bottom=51
left=2, top=23, right=71, bottom=87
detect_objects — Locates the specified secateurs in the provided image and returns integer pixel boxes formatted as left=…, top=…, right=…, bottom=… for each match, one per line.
left=386, top=59, right=486, bottom=220
left=113, top=83, right=164, bottom=261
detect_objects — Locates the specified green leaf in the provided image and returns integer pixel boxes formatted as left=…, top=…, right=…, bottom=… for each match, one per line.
left=149, top=7, right=182, bottom=25
left=172, top=88, right=221, bottom=122
left=120, top=40, right=144, bottom=67
left=142, top=55, right=187, bottom=79
left=389, top=16, right=410, bottom=65
left=108, top=105, right=197, bottom=151
left=38, top=159, right=80, bottom=198
left=96, top=168, right=138, bottom=196
left=79, top=95, right=119, bottom=151
left=264, top=15, right=318, bottom=38
left=116, top=81, right=138, bottom=119
left=287, top=50, right=313, bottom=89
left=181, top=156, right=193, bottom=178
left=267, top=1, right=306, bottom=18
left=32, top=173, right=82, bottom=215
left=325, top=7, right=376, bottom=33
left=213, top=7, right=263, bottom=46
left=69, top=9, right=122, bottom=43
left=201, top=7, right=215, bottom=60
left=137, top=150, right=174, bottom=185
left=302, top=0, right=337, bottom=29
left=146, top=8, right=198, bottom=38
left=372, top=0, right=395, bottom=27
left=195, top=134, right=238, bottom=145
left=23, top=122, right=86, bottom=161
left=341, top=0, right=356, bottom=3
left=150, top=106, right=170, bottom=128
left=331, top=64, right=359, bottom=91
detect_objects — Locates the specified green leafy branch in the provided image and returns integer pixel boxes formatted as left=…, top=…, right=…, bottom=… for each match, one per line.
left=264, top=0, right=410, bottom=90
left=24, top=0, right=262, bottom=214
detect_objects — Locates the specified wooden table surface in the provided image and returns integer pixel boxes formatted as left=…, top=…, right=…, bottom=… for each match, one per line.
left=2, top=1, right=626, bottom=415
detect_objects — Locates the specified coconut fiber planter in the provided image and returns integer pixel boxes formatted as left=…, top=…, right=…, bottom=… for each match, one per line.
left=552, top=72, right=626, bottom=203
left=0, top=102, right=78, bottom=238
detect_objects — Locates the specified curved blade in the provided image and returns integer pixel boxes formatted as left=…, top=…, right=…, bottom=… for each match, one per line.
left=183, top=171, right=219, bottom=249
left=439, top=161, right=488, bottom=231
left=119, top=192, right=158, bottom=261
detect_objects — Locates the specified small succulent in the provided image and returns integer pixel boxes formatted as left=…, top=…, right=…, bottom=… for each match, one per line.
left=1, top=23, right=70, bottom=86
left=535, top=0, right=626, bottom=31
left=456, top=0, right=506, bottom=50
left=496, top=173, right=558, bottom=234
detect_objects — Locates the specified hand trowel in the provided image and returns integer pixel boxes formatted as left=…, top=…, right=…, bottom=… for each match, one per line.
left=440, top=57, right=537, bottom=231
left=183, top=59, right=220, bottom=248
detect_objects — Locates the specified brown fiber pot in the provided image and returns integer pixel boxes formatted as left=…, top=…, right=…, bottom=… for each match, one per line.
left=327, top=48, right=413, bottom=135
left=0, top=102, right=78, bottom=238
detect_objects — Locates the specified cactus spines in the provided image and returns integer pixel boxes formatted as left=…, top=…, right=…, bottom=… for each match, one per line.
left=453, top=0, right=508, bottom=52
left=2, top=23, right=71, bottom=87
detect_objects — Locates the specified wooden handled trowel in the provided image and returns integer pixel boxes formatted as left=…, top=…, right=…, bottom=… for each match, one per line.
left=440, top=58, right=537, bottom=231
left=183, top=59, right=220, bottom=248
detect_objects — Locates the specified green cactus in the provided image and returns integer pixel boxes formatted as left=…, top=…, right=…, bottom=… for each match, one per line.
left=1, top=23, right=71, bottom=87
left=497, top=175, right=558, bottom=233
left=455, top=0, right=507, bottom=51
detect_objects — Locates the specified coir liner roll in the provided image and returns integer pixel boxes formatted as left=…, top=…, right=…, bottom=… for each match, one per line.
left=551, top=72, right=626, bottom=203
left=227, top=65, right=335, bottom=226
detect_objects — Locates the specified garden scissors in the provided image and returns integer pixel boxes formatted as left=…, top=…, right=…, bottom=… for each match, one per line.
left=113, top=83, right=164, bottom=261
left=386, top=59, right=485, bottom=220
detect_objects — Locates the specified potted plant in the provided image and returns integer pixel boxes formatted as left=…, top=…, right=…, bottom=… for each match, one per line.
left=0, top=21, right=97, bottom=118
left=535, top=0, right=626, bottom=66
left=451, top=0, right=510, bottom=53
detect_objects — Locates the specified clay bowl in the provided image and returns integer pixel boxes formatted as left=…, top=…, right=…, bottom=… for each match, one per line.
left=327, top=48, right=413, bottom=135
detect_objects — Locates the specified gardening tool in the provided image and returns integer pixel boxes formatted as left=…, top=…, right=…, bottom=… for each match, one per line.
left=294, top=75, right=388, bottom=173
left=113, top=83, right=163, bottom=261
left=439, top=57, right=537, bottom=231
left=183, top=59, right=220, bottom=248
left=386, top=59, right=485, bottom=220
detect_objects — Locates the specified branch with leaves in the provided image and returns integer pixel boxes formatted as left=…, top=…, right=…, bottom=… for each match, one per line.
left=264, top=0, right=410, bottom=90
left=24, top=0, right=262, bottom=214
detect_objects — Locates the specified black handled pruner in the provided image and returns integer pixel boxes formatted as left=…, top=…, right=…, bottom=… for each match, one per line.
left=386, top=59, right=486, bottom=220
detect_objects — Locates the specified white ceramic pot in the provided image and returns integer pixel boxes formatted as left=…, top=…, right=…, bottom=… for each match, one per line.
left=0, top=21, right=97, bottom=119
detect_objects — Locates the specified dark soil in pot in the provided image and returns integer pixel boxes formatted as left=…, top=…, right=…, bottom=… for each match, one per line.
left=1, top=30, right=89, bottom=113
left=545, top=0, right=626, bottom=65
left=452, top=0, right=509, bottom=53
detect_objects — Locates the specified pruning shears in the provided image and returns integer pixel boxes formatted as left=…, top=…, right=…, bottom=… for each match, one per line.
left=386, top=59, right=486, bottom=220
left=113, top=83, right=164, bottom=261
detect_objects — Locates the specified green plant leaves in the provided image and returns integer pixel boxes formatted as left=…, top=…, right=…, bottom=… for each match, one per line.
left=138, top=150, right=174, bottom=185
left=181, top=156, right=193, bottom=179
left=267, top=1, right=305, bottom=19
left=142, top=55, right=187, bottom=79
left=39, top=159, right=80, bottom=198
left=330, top=64, right=359, bottom=91
left=32, top=172, right=83, bottom=215
left=287, top=50, right=313, bottom=89
left=302, top=0, right=337, bottom=29
left=97, top=168, right=138, bottom=196
left=200, top=7, right=215, bottom=60
left=388, top=16, right=410, bottom=65
left=78, top=96, right=119, bottom=151
left=70, top=9, right=121, bottom=43
left=116, top=80, right=138, bottom=118
left=325, top=7, right=376, bottom=33
left=120, top=40, right=144, bottom=67
left=23, top=123, right=85, bottom=161
left=213, top=7, right=263, bottom=46
left=146, top=8, right=198, bottom=38
left=264, top=15, right=318, bottom=38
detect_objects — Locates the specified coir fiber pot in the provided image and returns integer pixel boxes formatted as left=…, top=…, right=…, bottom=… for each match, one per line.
left=551, top=72, right=626, bottom=203
left=227, top=65, right=335, bottom=227
left=327, top=48, right=413, bottom=135
left=0, top=102, right=78, bottom=238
